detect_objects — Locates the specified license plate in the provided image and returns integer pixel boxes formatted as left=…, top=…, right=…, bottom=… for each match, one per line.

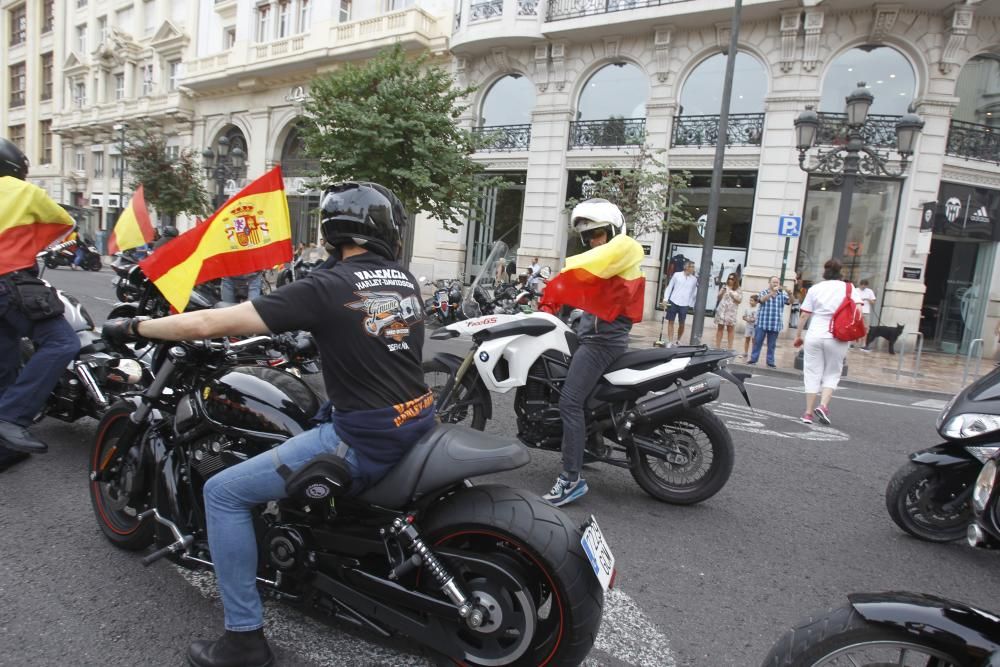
left=580, top=516, right=615, bottom=591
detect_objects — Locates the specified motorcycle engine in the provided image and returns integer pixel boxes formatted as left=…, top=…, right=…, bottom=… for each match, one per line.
left=189, top=435, right=236, bottom=479
left=515, top=360, right=563, bottom=447
left=264, top=525, right=307, bottom=572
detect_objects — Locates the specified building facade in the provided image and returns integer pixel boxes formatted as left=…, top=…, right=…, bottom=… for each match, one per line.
left=409, top=0, right=1000, bottom=359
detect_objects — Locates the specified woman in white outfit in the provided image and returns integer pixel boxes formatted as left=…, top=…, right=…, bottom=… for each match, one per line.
left=792, top=259, right=862, bottom=425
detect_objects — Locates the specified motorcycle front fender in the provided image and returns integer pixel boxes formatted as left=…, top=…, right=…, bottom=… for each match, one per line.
left=910, top=442, right=985, bottom=469
left=849, top=592, right=1000, bottom=664
left=429, top=352, right=493, bottom=421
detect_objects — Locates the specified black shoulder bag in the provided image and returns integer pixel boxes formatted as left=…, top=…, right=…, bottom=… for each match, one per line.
left=4, top=272, right=65, bottom=321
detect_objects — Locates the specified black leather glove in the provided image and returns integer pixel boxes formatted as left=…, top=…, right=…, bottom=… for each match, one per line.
left=102, top=316, right=150, bottom=346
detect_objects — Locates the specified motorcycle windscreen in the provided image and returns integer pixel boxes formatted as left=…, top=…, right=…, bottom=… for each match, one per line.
left=463, top=241, right=509, bottom=319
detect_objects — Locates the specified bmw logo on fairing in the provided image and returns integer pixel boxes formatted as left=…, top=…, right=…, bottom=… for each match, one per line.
left=306, top=483, right=330, bottom=499
left=479, top=351, right=490, bottom=362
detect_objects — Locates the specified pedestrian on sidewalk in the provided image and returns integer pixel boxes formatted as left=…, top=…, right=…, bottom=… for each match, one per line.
left=742, top=293, right=759, bottom=358
left=855, top=278, right=877, bottom=348
left=661, top=261, right=697, bottom=346
left=793, top=259, right=863, bottom=425
left=748, top=276, right=790, bottom=368
left=714, top=273, right=742, bottom=350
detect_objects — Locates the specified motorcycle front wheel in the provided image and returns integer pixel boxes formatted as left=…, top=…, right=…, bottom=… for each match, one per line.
left=423, top=358, right=487, bottom=430
left=629, top=405, right=734, bottom=504
left=89, top=401, right=154, bottom=550
left=761, top=603, right=962, bottom=667
left=885, top=461, right=973, bottom=543
left=422, top=485, right=603, bottom=667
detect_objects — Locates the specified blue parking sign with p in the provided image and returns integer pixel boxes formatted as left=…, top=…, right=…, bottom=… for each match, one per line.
left=778, top=215, right=802, bottom=237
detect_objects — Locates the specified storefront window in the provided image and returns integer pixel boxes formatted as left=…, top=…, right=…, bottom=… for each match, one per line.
left=480, top=74, right=535, bottom=127
left=820, top=46, right=915, bottom=116
left=797, top=176, right=902, bottom=318
left=467, top=172, right=526, bottom=278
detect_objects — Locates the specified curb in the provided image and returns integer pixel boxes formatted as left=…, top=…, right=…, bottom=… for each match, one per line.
left=728, top=362, right=955, bottom=401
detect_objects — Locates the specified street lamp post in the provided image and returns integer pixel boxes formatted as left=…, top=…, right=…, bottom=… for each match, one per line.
left=794, top=82, right=924, bottom=259
left=113, top=122, right=128, bottom=222
left=201, top=136, right=246, bottom=211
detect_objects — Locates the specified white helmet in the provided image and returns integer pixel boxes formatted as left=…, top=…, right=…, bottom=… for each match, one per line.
left=570, top=198, right=625, bottom=244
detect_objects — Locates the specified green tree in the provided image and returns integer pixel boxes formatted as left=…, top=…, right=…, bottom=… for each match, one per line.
left=123, top=126, right=209, bottom=224
left=565, top=144, right=694, bottom=241
left=300, top=45, right=491, bottom=254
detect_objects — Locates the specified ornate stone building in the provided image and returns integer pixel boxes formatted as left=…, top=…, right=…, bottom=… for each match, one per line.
left=410, top=0, right=1000, bottom=359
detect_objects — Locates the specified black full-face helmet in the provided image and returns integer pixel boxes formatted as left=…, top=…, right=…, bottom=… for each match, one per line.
left=319, top=182, right=407, bottom=261
left=162, top=225, right=179, bottom=238
left=0, top=137, right=29, bottom=180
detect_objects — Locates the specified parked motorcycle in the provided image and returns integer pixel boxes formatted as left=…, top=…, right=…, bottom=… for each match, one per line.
left=760, top=591, right=1000, bottom=666
left=425, top=242, right=749, bottom=505
left=88, top=335, right=607, bottom=666
left=885, top=365, right=1000, bottom=542
left=515, top=267, right=550, bottom=312
left=966, top=446, right=1000, bottom=550
left=41, top=238, right=102, bottom=271
left=424, top=278, right=464, bottom=325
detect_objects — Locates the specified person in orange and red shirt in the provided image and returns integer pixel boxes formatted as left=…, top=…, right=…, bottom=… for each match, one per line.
left=0, top=137, right=79, bottom=469
left=538, top=198, right=644, bottom=506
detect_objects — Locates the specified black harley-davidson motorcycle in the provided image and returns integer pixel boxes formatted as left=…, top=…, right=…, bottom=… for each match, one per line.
left=760, top=591, right=1000, bottom=666
left=885, top=365, right=1000, bottom=542
left=88, top=336, right=606, bottom=666
left=424, top=242, right=750, bottom=505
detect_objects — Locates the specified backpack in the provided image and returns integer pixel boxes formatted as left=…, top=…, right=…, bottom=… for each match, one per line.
left=830, top=282, right=867, bottom=342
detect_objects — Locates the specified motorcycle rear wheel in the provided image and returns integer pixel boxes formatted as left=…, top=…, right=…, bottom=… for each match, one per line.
left=84, top=255, right=102, bottom=271
left=885, top=461, right=972, bottom=543
left=422, top=485, right=603, bottom=667
left=89, top=401, right=154, bottom=550
left=629, top=405, right=734, bottom=504
left=761, top=602, right=962, bottom=666
left=423, top=358, right=487, bottom=430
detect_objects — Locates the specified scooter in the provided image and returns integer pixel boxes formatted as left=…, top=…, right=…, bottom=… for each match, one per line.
left=884, top=365, right=1000, bottom=542
left=41, top=238, right=102, bottom=271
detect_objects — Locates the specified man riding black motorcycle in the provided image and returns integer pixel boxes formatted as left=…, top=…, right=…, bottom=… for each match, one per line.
left=538, top=198, right=645, bottom=506
left=104, top=182, right=434, bottom=667
left=0, top=137, right=80, bottom=470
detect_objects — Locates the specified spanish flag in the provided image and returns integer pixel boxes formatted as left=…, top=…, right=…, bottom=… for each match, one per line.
left=106, top=185, right=154, bottom=254
left=138, top=166, right=292, bottom=312
left=539, top=234, right=645, bottom=323
left=0, top=177, right=75, bottom=274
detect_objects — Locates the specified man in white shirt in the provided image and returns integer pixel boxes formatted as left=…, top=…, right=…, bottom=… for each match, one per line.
left=856, top=278, right=876, bottom=345
left=662, top=261, right=698, bottom=345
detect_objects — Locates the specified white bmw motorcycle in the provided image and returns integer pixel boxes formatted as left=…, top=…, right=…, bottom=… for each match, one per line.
left=425, top=242, right=751, bottom=505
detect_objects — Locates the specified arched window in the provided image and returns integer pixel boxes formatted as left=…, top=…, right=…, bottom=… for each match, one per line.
left=820, top=45, right=916, bottom=115
left=679, top=52, right=767, bottom=116
left=480, top=74, right=535, bottom=127
left=576, top=62, right=648, bottom=121
left=279, top=121, right=318, bottom=176
left=954, top=54, right=1000, bottom=127
left=220, top=125, right=248, bottom=157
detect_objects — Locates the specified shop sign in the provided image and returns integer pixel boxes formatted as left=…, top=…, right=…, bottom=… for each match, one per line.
left=641, top=244, right=652, bottom=256
left=932, top=182, right=1000, bottom=240
left=902, top=266, right=922, bottom=280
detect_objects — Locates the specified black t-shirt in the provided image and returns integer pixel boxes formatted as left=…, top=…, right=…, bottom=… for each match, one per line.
left=252, top=252, right=427, bottom=412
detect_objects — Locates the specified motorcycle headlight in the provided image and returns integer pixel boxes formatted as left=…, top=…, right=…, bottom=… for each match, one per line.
left=936, top=395, right=958, bottom=429
left=941, top=413, right=1000, bottom=440
left=973, top=458, right=998, bottom=512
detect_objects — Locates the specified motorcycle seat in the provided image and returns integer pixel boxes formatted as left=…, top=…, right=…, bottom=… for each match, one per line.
left=358, top=424, right=530, bottom=509
left=604, top=346, right=701, bottom=373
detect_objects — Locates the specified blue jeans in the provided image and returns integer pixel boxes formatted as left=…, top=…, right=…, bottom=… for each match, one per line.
left=220, top=273, right=262, bottom=303
left=750, top=328, right=780, bottom=367
left=0, top=287, right=80, bottom=426
left=202, top=422, right=361, bottom=631
left=558, top=340, right=625, bottom=477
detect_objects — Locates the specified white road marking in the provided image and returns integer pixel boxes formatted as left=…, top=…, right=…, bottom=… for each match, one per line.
left=913, top=399, right=948, bottom=409
left=744, top=381, right=942, bottom=412
left=715, top=402, right=849, bottom=441
left=176, top=568, right=676, bottom=666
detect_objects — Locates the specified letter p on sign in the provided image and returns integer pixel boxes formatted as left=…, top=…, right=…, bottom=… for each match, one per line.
left=778, top=215, right=802, bottom=238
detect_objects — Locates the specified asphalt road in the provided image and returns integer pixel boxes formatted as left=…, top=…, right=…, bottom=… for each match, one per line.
left=3, top=267, right=999, bottom=666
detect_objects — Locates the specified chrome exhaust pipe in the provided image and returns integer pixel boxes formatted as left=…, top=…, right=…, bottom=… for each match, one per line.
left=75, top=361, right=108, bottom=407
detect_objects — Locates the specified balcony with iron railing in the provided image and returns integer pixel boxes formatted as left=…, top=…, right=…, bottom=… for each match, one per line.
left=568, top=118, right=645, bottom=149
left=945, top=120, right=1000, bottom=165
left=472, top=124, right=532, bottom=152
left=671, top=113, right=765, bottom=148
left=546, top=0, right=693, bottom=21
left=451, top=0, right=542, bottom=52
left=815, top=112, right=901, bottom=150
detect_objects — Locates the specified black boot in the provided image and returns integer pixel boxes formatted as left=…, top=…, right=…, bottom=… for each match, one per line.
left=0, top=420, right=47, bottom=453
left=0, top=445, right=29, bottom=473
left=187, top=629, right=274, bottom=667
